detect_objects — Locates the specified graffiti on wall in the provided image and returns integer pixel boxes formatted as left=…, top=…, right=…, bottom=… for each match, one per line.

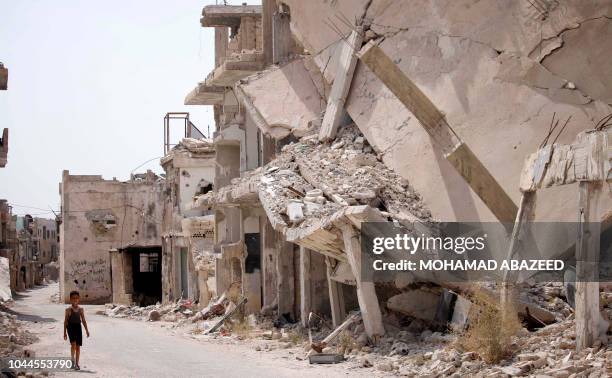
left=66, top=257, right=110, bottom=300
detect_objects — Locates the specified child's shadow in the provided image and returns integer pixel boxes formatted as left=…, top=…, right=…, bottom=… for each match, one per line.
left=73, top=369, right=96, bottom=374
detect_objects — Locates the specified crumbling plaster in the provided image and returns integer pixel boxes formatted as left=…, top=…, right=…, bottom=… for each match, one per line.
left=285, top=0, right=612, bottom=222
left=60, top=172, right=163, bottom=303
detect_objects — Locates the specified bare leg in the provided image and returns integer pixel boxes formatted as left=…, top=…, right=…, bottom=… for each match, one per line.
left=70, top=342, right=76, bottom=362
left=75, top=345, right=80, bottom=367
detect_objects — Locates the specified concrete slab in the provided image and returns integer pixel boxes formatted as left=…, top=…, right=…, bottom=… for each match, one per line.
left=184, top=83, right=225, bottom=105
left=201, top=4, right=261, bottom=27
left=238, top=58, right=325, bottom=139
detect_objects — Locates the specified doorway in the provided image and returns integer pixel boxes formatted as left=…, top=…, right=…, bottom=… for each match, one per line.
left=129, top=246, right=162, bottom=306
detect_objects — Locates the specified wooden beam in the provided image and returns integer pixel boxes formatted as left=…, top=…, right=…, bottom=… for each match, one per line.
left=340, top=223, right=385, bottom=339
left=300, top=246, right=312, bottom=327
left=357, top=41, right=518, bottom=223
left=575, top=181, right=601, bottom=351
left=325, top=257, right=346, bottom=327
left=318, top=28, right=363, bottom=142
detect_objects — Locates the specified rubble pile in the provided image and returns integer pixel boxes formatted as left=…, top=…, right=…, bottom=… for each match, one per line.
left=177, top=138, right=215, bottom=154
left=298, top=302, right=611, bottom=377
left=0, top=304, right=38, bottom=358
left=287, top=125, right=431, bottom=222
left=103, top=299, right=197, bottom=324
left=194, top=124, right=432, bottom=231
left=258, top=158, right=344, bottom=229
left=161, top=138, right=215, bottom=167
left=257, top=124, right=432, bottom=229
left=523, top=282, right=575, bottom=321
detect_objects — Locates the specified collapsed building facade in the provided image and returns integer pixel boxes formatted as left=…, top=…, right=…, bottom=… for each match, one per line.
left=159, top=114, right=216, bottom=306
left=179, top=0, right=612, bottom=350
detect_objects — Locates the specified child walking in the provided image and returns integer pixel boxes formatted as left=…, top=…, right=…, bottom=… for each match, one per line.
left=63, top=290, right=90, bottom=370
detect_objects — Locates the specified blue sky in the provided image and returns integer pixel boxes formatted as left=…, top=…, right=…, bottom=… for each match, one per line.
left=0, top=0, right=252, bottom=216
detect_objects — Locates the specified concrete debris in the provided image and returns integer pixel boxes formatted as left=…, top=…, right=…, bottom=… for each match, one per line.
left=179, top=138, right=215, bottom=154
left=0, top=303, right=38, bottom=358
left=387, top=289, right=441, bottom=322
left=286, top=200, right=304, bottom=224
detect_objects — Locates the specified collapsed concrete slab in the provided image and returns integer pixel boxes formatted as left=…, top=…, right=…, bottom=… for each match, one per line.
left=184, top=82, right=225, bottom=105
left=285, top=0, right=612, bottom=223
left=236, top=57, right=327, bottom=139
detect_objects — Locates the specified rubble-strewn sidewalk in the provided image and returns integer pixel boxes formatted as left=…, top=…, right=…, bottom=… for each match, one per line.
left=0, top=299, right=39, bottom=359
left=102, top=281, right=612, bottom=377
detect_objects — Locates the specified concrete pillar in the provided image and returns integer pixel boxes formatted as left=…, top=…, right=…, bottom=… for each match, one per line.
left=261, top=218, right=278, bottom=307
left=276, top=238, right=295, bottom=320
left=299, top=246, right=311, bottom=327
left=326, top=257, right=346, bottom=328
left=272, top=5, right=294, bottom=64
left=262, top=0, right=275, bottom=64
left=340, top=224, right=385, bottom=339
left=215, top=27, right=228, bottom=68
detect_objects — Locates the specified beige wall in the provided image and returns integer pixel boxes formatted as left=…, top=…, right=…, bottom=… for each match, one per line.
left=59, top=171, right=163, bottom=304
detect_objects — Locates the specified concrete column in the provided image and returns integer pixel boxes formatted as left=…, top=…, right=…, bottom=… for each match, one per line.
left=262, top=0, right=275, bottom=64
left=276, top=238, right=295, bottom=319
left=325, top=257, right=346, bottom=327
left=340, top=224, right=384, bottom=339
left=299, top=246, right=311, bottom=327
left=261, top=217, right=278, bottom=307
left=272, top=6, right=294, bottom=64
left=214, top=27, right=228, bottom=67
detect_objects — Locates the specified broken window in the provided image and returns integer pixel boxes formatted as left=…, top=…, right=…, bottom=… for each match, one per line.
left=197, top=180, right=213, bottom=195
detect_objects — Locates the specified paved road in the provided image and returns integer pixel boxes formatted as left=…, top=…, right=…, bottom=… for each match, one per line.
left=10, top=284, right=359, bottom=377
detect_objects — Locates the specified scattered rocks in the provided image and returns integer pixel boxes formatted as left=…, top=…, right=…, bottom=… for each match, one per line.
left=360, top=357, right=373, bottom=368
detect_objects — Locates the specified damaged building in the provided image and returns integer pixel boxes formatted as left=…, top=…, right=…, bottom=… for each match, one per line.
left=178, top=0, right=612, bottom=353
left=159, top=113, right=216, bottom=306
left=55, top=2, right=611, bottom=372
left=59, top=170, right=164, bottom=304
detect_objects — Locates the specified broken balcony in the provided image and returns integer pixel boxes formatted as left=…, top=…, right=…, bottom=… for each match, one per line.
left=184, top=82, right=225, bottom=106
left=200, top=4, right=261, bottom=28
left=204, top=55, right=265, bottom=87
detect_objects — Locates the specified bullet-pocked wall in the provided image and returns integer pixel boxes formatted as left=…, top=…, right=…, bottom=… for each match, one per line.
left=59, top=170, right=163, bottom=304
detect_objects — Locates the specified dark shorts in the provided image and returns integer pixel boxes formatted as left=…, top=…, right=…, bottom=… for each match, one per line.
left=67, top=323, right=82, bottom=346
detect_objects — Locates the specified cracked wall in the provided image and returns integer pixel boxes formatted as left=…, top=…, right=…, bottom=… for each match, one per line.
left=285, top=0, right=612, bottom=222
